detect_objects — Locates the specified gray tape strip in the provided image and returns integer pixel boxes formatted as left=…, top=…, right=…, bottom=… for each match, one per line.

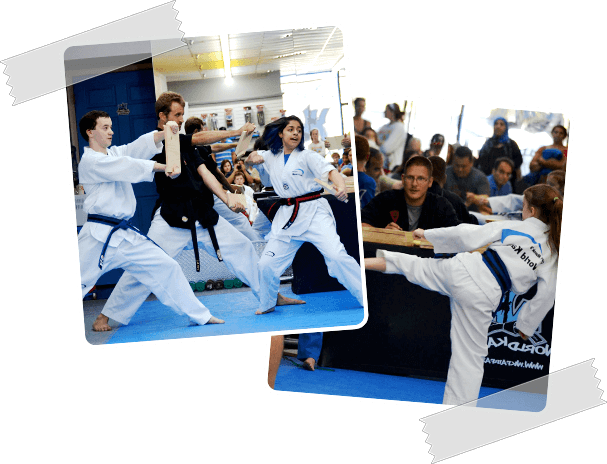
left=421, top=360, right=605, bottom=462
left=2, top=2, right=185, bottom=105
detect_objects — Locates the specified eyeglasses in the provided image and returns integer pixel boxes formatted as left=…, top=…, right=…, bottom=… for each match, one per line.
left=404, top=175, right=429, bottom=184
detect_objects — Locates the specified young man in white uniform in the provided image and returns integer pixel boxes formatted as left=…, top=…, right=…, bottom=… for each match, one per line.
left=365, top=186, right=561, bottom=405
left=78, top=110, right=222, bottom=327
left=246, top=116, right=365, bottom=315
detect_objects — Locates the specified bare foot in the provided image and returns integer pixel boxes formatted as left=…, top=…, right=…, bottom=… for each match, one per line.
left=302, top=358, right=315, bottom=371
left=92, top=314, right=112, bottom=332
left=255, top=307, right=275, bottom=315
left=276, top=292, right=305, bottom=306
left=189, top=316, right=225, bottom=326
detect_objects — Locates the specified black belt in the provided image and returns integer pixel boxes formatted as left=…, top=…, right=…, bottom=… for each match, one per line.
left=184, top=201, right=222, bottom=272
left=86, top=214, right=162, bottom=270
left=482, top=248, right=512, bottom=300
left=267, top=189, right=323, bottom=230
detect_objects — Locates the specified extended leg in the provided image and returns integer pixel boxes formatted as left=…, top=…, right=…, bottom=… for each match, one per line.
left=257, top=239, right=302, bottom=314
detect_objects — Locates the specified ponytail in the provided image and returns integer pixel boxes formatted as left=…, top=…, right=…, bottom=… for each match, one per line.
left=523, top=185, right=563, bottom=255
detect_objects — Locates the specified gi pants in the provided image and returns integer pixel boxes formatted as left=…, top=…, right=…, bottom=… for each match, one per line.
left=78, top=223, right=212, bottom=325
left=258, top=206, right=364, bottom=313
left=213, top=195, right=265, bottom=242
left=101, top=209, right=261, bottom=325
left=379, top=250, right=502, bottom=406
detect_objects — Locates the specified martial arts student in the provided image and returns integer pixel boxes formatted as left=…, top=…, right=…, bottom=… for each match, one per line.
left=245, top=116, right=365, bottom=315
left=93, top=93, right=301, bottom=331
left=78, top=110, right=223, bottom=327
left=365, top=184, right=562, bottom=406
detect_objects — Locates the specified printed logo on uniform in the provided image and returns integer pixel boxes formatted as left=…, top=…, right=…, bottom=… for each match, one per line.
left=265, top=251, right=275, bottom=257
left=283, top=183, right=290, bottom=190
left=292, top=169, right=304, bottom=176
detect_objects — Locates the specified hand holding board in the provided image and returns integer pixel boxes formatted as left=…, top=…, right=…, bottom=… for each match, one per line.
left=164, top=121, right=181, bottom=174
left=234, top=131, right=254, bottom=158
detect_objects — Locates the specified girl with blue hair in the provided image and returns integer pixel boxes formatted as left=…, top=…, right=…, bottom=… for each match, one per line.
left=476, top=117, right=523, bottom=186
left=244, top=116, right=365, bottom=315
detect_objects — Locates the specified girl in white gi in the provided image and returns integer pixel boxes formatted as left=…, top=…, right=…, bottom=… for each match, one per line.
left=365, top=184, right=563, bottom=405
left=245, top=116, right=365, bottom=314
left=78, top=110, right=223, bottom=326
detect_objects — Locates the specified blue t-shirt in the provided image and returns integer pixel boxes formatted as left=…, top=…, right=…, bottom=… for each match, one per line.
left=357, top=171, right=377, bottom=209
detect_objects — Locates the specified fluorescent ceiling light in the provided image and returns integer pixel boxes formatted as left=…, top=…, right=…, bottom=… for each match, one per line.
left=220, top=34, right=231, bottom=79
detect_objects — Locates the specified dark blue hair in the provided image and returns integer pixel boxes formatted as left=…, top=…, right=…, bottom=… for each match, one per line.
left=261, top=116, right=305, bottom=154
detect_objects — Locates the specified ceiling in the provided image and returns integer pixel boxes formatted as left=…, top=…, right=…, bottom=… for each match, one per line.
left=153, top=26, right=344, bottom=82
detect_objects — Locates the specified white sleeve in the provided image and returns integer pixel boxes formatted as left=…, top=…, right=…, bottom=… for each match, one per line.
left=306, top=150, right=335, bottom=180
left=424, top=221, right=507, bottom=253
left=515, top=261, right=558, bottom=337
left=488, top=194, right=524, bottom=213
left=79, top=153, right=155, bottom=184
left=113, top=131, right=164, bottom=160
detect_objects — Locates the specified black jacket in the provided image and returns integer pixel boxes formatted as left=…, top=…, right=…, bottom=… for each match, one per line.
left=152, top=132, right=219, bottom=230
left=428, top=183, right=478, bottom=225
left=361, top=189, right=459, bottom=230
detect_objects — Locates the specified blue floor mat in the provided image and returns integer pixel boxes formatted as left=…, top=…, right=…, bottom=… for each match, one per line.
left=103, top=289, right=363, bottom=344
left=275, top=358, right=547, bottom=410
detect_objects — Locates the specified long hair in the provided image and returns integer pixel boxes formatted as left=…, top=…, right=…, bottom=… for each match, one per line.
left=523, top=184, right=563, bottom=255
left=261, top=116, right=305, bottom=154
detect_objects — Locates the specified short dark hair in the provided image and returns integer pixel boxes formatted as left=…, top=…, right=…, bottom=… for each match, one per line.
left=430, top=134, right=444, bottom=144
left=493, top=157, right=514, bottom=172
left=233, top=171, right=246, bottom=182
left=79, top=110, right=110, bottom=142
left=253, top=137, right=269, bottom=151
left=454, top=146, right=473, bottom=162
left=354, top=98, right=365, bottom=106
left=405, top=155, right=433, bottom=178
left=184, top=117, right=203, bottom=135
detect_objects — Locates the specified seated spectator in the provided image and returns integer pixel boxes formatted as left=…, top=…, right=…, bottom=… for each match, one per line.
left=226, top=159, right=258, bottom=186
left=330, top=152, right=341, bottom=168
left=354, top=135, right=376, bottom=209
left=484, top=170, right=565, bottom=215
left=362, top=127, right=380, bottom=150
left=340, top=148, right=354, bottom=176
left=232, top=171, right=258, bottom=222
left=445, top=146, right=491, bottom=213
left=220, top=159, right=233, bottom=178
left=308, top=128, right=327, bottom=156
left=361, top=155, right=459, bottom=231
left=428, top=156, right=478, bottom=225
left=487, top=157, right=514, bottom=197
left=366, top=148, right=402, bottom=195
left=524, top=125, right=568, bottom=186
left=476, top=117, right=523, bottom=186
left=546, top=169, right=566, bottom=197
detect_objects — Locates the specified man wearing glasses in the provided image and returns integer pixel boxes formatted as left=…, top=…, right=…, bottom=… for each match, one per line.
left=361, top=156, right=459, bottom=231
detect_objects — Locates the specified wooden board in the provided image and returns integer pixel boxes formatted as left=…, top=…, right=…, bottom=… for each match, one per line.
left=234, top=131, right=254, bottom=158
left=362, top=226, right=490, bottom=253
left=314, top=178, right=349, bottom=203
left=324, top=135, right=347, bottom=150
left=164, top=121, right=180, bottom=173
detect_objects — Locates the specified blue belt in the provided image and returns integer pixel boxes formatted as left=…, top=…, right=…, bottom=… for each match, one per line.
left=482, top=248, right=512, bottom=300
left=87, top=214, right=162, bottom=269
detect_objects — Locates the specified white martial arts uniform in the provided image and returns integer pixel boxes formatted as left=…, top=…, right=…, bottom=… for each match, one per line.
left=100, top=141, right=262, bottom=325
left=254, top=148, right=364, bottom=313
left=78, top=132, right=213, bottom=325
left=488, top=194, right=524, bottom=214
left=377, top=217, right=558, bottom=406
left=100, top=209, right=261, bottom=325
